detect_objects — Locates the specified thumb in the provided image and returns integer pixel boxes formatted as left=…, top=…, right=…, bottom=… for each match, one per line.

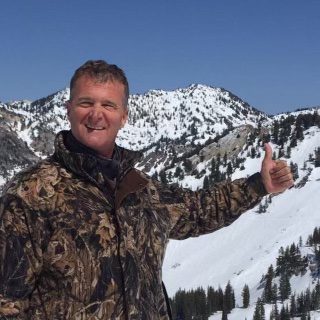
left=263, top=143, right=273, bottom=162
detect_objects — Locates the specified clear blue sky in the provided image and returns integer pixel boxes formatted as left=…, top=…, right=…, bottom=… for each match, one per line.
left=1, top=0, right=319, bottom=115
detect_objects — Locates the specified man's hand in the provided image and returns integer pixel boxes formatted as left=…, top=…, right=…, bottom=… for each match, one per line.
left=260, top=143, right=294, bottom=194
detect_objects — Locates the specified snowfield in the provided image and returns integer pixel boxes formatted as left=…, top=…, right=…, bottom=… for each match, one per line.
left=163, top=127, right=320, bottom=319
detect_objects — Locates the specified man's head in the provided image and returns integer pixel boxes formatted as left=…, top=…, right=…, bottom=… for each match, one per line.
left=69, top=60, right=129, bottom=107
left=67, top=60, right=129, bottom=158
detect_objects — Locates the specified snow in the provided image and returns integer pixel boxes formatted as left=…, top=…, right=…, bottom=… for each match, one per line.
left=163, top=129, right=320, bottom=319
left=1, top=85, right=319, bottom=319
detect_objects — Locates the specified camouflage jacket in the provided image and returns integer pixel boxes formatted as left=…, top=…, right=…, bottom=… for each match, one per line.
left=0, top=131, right=267, bottom=320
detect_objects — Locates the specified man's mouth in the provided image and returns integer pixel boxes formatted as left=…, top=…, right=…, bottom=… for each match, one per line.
left=85, top=124, right=105, bottom=131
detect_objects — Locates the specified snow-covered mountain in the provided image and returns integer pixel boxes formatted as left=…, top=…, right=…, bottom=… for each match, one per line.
left=0, top=85, right=319, bottom=319
left=163, top=126, right=320, bottom=319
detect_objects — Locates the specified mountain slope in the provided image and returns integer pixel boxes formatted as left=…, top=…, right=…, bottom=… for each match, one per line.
left=163, top=125, right=320, bottom=319
left=1, top=85, right=319, bottom=319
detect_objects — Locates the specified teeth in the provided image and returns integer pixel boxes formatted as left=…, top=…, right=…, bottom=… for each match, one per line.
left=86, top=125, right=105, bottom=130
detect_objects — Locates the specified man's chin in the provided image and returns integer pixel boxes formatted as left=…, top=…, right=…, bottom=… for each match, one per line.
left=84, top=139, right=115, bottom=157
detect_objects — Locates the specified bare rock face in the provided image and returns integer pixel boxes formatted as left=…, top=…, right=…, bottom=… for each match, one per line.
left=0, top=127, right=39, bottom=179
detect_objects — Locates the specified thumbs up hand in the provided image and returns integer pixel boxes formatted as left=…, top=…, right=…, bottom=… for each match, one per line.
left=260, top=143, right=294, bottom=194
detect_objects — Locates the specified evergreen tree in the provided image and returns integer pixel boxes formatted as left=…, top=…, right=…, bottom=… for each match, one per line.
left=272, top=120, right=279, bottom=144
left=217, top=287, right=224, bottom=311
left=242, top=284, right=250, bottom=308
left=272, top=284, right=278, bottom=303
left=223, top=153, right=228, bottom=166
left=270, top=302, right=279, bottom=320
left=290, top=162, right=299, bottom=180
left=312, top=280, right=320, bottom=310
left=253, top=298, right=265, bottom=320
left=269, top=308, right=276, bottom=320
left=221, top=309, right=228, bottom=320
left=285, top=146, right=291, bottom=158
left=295, top=119, right=304, bottom=141
left=203, top=176, right=210, bottom=189
left=304, top=288, right=311, bottom=312
left=159, top=169, right=168, bottom=183
left=299, top=236, right=303, bottom=247
left=301, top=311, right=307, bottom=320
left=223, top=281, right=234, bottom=313
left=263, top=265, right=275, bottom=303
left=258, top=203, right=266, bottom=214
left=193, top=287, right=208, bottom=320
left=152, top=171, right=159, bottom=181
left=226, top=162, right=233, bottom=177
left=290, top=294, right=297, bottom=318
left=207, top=286, right=217, bottom=315
left=290, top=133, right=297, bottom=147
left=278, top=148, right=285, bottom=159
left=279, top=304, right=290, bottom=320
left=183, top=158, right=193, bottom=173
left=250, top=147, right=256, bottom=158
left=279, top=273, right=291, bottom=301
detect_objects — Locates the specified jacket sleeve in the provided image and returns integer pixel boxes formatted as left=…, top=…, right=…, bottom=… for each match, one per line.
left=0, top=194, right=45, bottom=318
left=155, top=172, right=267, bottom=240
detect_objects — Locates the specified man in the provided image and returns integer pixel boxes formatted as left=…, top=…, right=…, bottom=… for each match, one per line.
left=0, top=60, right=293, bottom=319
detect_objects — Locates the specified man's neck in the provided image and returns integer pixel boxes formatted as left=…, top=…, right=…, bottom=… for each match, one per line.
left=64, top=131, right=114, bottom=159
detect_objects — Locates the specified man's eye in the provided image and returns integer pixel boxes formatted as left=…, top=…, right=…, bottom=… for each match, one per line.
left=79, top=102, right=92, bottom=107
left=102, top=104, right=116, bottom=109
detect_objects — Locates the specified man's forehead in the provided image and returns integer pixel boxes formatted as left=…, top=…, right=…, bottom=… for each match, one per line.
left=75, top=75, right=122, bottom=86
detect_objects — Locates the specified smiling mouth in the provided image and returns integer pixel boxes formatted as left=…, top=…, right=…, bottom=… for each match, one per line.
left=85, top=124, right=105, bottom=130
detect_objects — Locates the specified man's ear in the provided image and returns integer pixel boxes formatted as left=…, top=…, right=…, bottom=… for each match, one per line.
left=121, top=109, right=128, bottom=128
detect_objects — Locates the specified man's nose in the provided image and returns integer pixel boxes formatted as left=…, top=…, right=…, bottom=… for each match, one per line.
left=88, top=105, right=103, bottom=121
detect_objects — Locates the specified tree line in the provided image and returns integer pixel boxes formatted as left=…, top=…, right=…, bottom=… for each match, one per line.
left=169, top=226, right=320, bottom=320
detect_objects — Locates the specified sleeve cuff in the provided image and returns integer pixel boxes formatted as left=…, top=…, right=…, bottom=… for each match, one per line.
left=246, top=172, right=268, bottom=197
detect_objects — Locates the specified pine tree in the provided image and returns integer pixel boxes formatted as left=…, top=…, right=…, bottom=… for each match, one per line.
left=286, top=146, right=291, bottom=158
left=290, top=162, right=299, bottom=180
left=159, top=169, right=168, bottom=183
left=272, top=120, right=279, bottom=144
left=272, top=284, right=278, bottom=303
left=221, top=309, right=228, bottom=320
left=301, top=311, right=307, bottom=320
left=290, top=294, right=297, bottom=318
left=207, top=286, right=217, bottom=315
left=223, top=152, right=228, bottom=166
left=242, top=284, right=250, bottom=308
left=312, top=280, right=320, bottom=310
left=203, top=175, right=210, bottom=189
left=295, top=120, right=304, bottom=141
left=183, top=158, right=193, bottom=173
left=280, top=304, right=290, bottom=320
left=279, top=273, right=291, bottom=301
left=263, top=265, right=275, bottom=303
left=223, top=281, right=234, bottom=313
left=226, top=162, right=233, bottom=177
left=270, top=302, right=279, bottom=320
left=217, top=287, right=224, bottom=311
left=315, top=147, right=320, bottom=167
left=194, top=287, right=208, bottom=320
left=258, top=203, right=266, bottom=214
left=304, top=287, right=311, bottom=312
left=253, top=298, right=265, bottom=320
left=251, top=147, right=256, bottom=158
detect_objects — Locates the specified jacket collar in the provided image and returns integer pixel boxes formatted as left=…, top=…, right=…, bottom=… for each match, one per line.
left=52, top=130, right=143, bottom=187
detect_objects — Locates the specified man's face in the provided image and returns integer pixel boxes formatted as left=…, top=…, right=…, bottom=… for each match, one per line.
left=67, top=76, right=128, bottom=157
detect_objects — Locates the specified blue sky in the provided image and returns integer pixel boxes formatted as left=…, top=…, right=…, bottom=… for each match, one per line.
left=1, top=0, right=319, bottom=114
